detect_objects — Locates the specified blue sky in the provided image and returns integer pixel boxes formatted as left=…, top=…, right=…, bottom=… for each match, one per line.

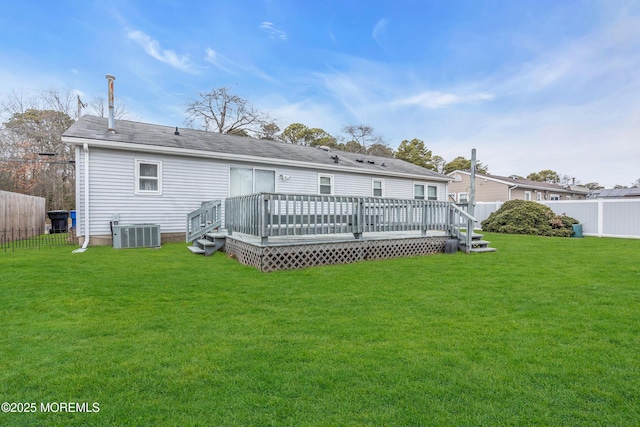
left=1, top=0, right=639, bottom=188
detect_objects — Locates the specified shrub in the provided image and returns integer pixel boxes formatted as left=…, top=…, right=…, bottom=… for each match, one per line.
left=481, top=200, right=579, bottom=237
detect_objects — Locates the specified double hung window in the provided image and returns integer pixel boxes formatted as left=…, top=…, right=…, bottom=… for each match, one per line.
left=372, top=179, right=384, bottom=197
left=136, top=160, right=162, bottom=194
left=319, top=174, right=333, bottom=195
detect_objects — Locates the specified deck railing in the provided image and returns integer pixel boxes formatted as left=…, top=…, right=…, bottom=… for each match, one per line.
left=448, top=203, right=476, bottom=253
left=225, top=193, right=475, bottom=246
left=186, top=200, right=222, bottom=243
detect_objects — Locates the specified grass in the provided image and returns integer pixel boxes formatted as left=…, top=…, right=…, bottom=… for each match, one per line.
left=1, top=233, right=639, bottom=426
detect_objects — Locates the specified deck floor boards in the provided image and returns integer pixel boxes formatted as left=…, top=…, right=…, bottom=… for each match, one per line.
left=224, top=229, right=449, bottom=247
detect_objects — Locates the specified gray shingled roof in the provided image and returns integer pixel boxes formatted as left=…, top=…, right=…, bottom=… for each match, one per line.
left=451, top=170, right=590, bottom=194
left=63, top=116, right=450, bottom=181
left=595, top=188, right=640, bottom=198
left=486, top=173, right=588, bottom=193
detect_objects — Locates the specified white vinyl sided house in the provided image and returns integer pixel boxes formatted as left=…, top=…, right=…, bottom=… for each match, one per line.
left=62, top=116, right=452, bottom=246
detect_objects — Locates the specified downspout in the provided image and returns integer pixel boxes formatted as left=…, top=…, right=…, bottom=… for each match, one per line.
left=508, top=184, right=518, bottom=200
left=72, top=143, right=90, bottom=253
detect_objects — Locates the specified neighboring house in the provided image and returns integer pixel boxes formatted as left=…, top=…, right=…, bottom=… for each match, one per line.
left=62, top=116, right=452, bottom=245
left=446, top=170, right=590, bottom=203
left=588, top=188, right=640, bottom=199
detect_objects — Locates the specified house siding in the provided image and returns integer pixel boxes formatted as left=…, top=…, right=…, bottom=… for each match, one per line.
left=448, top=172, right=588, bottom=202
left=78, top=148, right=229, bottom=237
left=448, top=174, right=508, bottom=202
left=267, top=165, right=446, bottom=200
left=76, top=148, right=448, bottom=240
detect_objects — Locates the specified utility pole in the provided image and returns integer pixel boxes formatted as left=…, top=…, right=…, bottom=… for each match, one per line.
left=470, top=148, right=476, bottom=218
left=77, top=95, right=86, bottom=120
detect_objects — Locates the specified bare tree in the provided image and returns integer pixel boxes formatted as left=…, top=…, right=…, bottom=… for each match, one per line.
left=87, top=94, right=130, bottom=119
left=184, top=86, right=270, bottom=135
left=341, top=124, right=384, bottom=151
left=0, top=86, right=131, bottom=210
left=41, top=88, right=76, bottom=118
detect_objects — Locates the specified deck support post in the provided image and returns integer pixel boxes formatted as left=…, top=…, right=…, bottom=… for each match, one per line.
left=260, top=194, right=270, bottom=246
left=353, top=199, right=364, bottom=240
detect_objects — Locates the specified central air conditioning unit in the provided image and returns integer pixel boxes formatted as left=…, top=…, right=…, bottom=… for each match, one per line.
left=112, top=224, right=161, bottom=249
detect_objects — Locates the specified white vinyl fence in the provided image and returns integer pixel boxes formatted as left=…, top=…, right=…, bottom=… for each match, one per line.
left=473, top=199, right=640, bottom=239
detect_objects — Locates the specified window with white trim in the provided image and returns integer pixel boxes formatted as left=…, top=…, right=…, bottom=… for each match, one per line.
left=414, top=183, right=425, bottom=200
left=230, top=166, right=275, bottom=197
left=136, top=160, right=162, bottom=194
left=550, top=194, right=560, bottom=201
left=319, top=174, right=333, bottom=195
left=255, top=169, right=276, bottom=193
left=427, top=185, right=438, bottom=201
left=536, top=192, right=542, bottom=201
left=524, top=191, right=532, bottom=201
left=372, top=179, right=384, bottom=197
left=458, top=192, right=469, bottom=203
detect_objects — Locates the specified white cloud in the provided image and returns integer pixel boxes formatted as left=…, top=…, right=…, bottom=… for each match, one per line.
left=266, top=98, right=343, bottom=133
left=203, top=46, right=276, bottom=82
left=372, top=19, right=388, bottom=49
left=259, top=22, right=287, bottom=40
left=203, top=47, right=236, bottom=75
left=127, top=30, right=193, bottom=72
left=488, top=10, right=640, bottom=99
left=393, top=91, right=495, bottom=109
left=204, top=48, right=216, bottom=63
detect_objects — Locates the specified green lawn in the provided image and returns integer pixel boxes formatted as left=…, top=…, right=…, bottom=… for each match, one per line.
left=1, top=233, right=639, bottom=426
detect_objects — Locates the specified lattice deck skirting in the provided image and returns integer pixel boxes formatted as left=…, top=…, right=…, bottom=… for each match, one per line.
left=225, top=236, right=450, bottom=272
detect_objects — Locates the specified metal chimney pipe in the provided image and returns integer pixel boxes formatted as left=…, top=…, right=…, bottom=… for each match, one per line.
left=106, top=74, right=116, bottom=133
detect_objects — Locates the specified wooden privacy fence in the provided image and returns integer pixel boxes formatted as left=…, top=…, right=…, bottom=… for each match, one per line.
left=225, top=192, right=475, bottom=249
left=0, top=191, right=46, bottom=240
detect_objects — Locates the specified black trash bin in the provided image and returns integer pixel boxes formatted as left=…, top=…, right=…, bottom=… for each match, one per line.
left=444, top=239, right=459, bottom=254
left=47, top=210, right=69, bottom=233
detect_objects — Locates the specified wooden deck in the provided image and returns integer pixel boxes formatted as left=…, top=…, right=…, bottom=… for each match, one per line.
left=187, top=193, right=480, bottom=270
left=220, top=230, right=452, bottom=272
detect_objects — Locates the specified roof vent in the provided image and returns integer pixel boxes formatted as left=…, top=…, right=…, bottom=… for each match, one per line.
left=174, top=127, right=180, bottom=136
left=356, top=159, right=364, bottom=163
left=331, top=155, right=339, bottom=164
left=367, top=160, right=375, bottom=164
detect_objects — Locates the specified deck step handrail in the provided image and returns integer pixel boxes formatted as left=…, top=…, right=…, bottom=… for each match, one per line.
left=448, top=203, right=476, bottom=253
left=225, top=193, right=461, bottom=244
left=186, top=200, right=222, bottom=243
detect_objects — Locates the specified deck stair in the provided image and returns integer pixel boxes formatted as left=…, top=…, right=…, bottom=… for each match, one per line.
left=458, top=232, right=496, bottom=253
left=187, top=231, right=226, bottom=256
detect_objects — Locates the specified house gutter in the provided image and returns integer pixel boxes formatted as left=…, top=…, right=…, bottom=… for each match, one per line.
left=508, top=184, right=518, bottom=200
left=72, top=143, right=90, bottom=253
